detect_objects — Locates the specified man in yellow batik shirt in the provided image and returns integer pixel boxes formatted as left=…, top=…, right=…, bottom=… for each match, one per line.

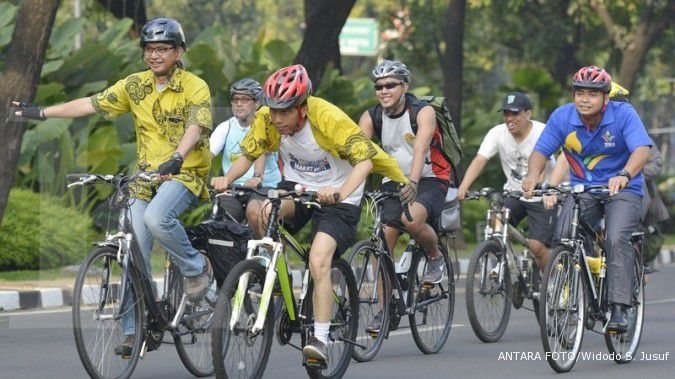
left=14, top=18, right=214, bottom=356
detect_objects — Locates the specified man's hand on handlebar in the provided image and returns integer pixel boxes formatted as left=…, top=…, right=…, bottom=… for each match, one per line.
left=211, top=176, right=230, bottom=193
left=521, top=176, right=538, bottom=199
left=317, top=186, right=341, bottom=204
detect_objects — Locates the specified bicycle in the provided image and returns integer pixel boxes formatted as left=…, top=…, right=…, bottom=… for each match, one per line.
left=69, top=172, right=216, bottom=379
left=348, top=190, right=455, bottom=362
left=210, top=185, right=359, bottom=379
left=538, top=184, right=645, bottom=373
left=463, top=188, right=541, bottom=343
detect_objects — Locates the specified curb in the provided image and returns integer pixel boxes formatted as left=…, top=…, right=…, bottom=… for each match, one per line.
left=2, top=249, right=674, bottom=312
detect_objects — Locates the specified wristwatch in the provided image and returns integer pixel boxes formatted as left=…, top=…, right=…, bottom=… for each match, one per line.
left=171, top=152, right=183, bottom=162
left=617, top=169, right=632, bottom=181
left=253, top=172, right=263, bottom=178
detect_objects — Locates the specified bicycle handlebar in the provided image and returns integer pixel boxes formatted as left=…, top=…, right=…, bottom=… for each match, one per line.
left=364, top=190, right=414, bottom=222
left=66, top=171, right=158, bottom=188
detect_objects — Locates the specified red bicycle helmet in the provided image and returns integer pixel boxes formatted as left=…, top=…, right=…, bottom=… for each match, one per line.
left=263, top=64, right=312, bottom=109
left=572, top=66, right=612, bottom=93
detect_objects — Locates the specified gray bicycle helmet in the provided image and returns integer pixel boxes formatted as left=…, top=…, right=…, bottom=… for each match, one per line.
left=229, top=78, right=263, bottom=101
left=140, top=18, right=186, bottom=49
left=372, top=60, right=411, bottom=83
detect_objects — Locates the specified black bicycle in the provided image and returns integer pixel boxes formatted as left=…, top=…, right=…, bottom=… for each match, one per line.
left=69, top=172, right=216, bottom=379
left=348, top=191, right=455, bottom=361
left=211, top=185, right=359, bottom=379
left=464, top=188, right=541, bottom=343
left=538, top=184, right=645, bottom=373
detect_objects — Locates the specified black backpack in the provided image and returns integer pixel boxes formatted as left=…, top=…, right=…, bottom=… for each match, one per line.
left=186, top=218, right=254, bottom=287
left=368, top=93, right=463, bottom=185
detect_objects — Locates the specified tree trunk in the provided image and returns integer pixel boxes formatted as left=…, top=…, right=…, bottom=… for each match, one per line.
left=0, top=0, right=61, bottom=225
left=442, top=0, right=467, bottom=248
left=294, top=0, right=356, bottom=89
left=96, top=0, right=147, bottom=33
left=442, top=0, right=465, bottom=140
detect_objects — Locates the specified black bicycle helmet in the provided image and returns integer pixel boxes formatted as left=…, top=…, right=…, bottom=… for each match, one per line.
left=140, top=18, right=186, bottom=50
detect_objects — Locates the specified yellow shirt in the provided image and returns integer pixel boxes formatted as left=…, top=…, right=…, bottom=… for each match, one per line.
left=240, top=96, right=407, bottom=184
left=90, top=68, right=212, bottom=200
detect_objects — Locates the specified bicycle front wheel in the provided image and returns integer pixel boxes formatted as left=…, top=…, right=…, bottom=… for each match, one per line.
left=604, top=249, right=645, bottom=363
left=465, top=239, right=511, bottom=343
left=305, top=258, right=359, bottom=379
left=408, top=245, right=455, bottom=354
left=169, top=262, right=216, bottom=377
left=73, top=246, right=144, bottom=379
left=211, top=259, right=273, bottom=379
left=539, top=246, right=585, bottom=373
left=348, top=240, right=391, bottom=362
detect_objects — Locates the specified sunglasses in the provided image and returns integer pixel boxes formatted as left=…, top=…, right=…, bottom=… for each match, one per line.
left=374, top=82, right=404, bottom=91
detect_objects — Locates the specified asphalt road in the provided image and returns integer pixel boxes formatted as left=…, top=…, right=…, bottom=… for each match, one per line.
left=1, top=266, right=674, bottom=378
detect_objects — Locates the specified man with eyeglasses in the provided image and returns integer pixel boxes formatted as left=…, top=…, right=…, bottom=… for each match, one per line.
left=210, top=78, right=281, bottom=230
left=457, top=92, right=556, bottom=271
left=13, top=18, right=214, bottom=355
left=359, top=60, right=449, bottom=307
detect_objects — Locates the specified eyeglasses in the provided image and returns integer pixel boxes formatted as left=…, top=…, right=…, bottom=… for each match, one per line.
left=143, top=46, right=175, bottom=55
left=374, top=82, right=404, bottom=91
left=231, top=97, right=255, bottom=104
left=502, top=110, right=522, bottom=116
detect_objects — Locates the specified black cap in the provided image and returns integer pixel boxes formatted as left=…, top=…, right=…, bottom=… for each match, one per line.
left=499, top=92, right=532, bottom=113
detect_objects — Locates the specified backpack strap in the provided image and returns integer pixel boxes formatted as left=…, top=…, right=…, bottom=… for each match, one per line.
left=368, top=104, right=383, bottom=140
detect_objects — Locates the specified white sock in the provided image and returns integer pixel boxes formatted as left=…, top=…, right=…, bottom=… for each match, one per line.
left=314, top=321, right=330, bottom=345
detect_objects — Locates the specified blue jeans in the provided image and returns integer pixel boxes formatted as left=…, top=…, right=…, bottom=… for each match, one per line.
left=122, top=180, right=204, bottom=335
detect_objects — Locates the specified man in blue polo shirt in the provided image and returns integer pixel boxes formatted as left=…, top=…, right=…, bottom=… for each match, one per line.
left=522, top=66, right=651, bottom=333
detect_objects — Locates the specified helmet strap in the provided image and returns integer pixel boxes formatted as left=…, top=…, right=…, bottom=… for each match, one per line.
left=383, top=93, right=406, bottom=116
left=294, top=106, right=306, bottom=134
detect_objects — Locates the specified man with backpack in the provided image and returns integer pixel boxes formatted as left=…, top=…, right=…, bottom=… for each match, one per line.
left=457, top=92, right=557, bottom=271
left=359, top=60, right=453, bottom=294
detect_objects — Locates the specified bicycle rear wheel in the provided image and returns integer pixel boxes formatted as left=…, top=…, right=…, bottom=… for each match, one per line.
left=73, top=246, right=144, bottom=379
left=348, top=240, right=391, bottom=362
left=465, top=239, right=511, bottom=343
left=604, top=245, right=645, bottom=363
left=305, top=258, right=359, bottom=379
left=169, top=262, right=216, bottom=377
left=539, top=246, right=585, bottom=373
left=408, top=245, right=455, bottom=354
left=211, top=259, right=273, bottom=379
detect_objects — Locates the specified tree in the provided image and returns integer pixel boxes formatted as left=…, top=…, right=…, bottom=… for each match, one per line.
left=0, top=0, right=61, bottom=226
left=96, top=0, right=147, bottom=33
left=294, top=0, right=356, bottom=89
left=589, top=0, right=675, bottom=91
left=442, top=0, right=466, bottom=139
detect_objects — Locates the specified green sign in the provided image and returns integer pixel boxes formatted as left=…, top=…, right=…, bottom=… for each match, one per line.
left=339, top=18, right=379, bottom=56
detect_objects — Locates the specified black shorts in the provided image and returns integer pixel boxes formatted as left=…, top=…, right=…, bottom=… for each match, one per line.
left=381, top=177, right=448, bottom=230
left=277, top=180, right=361, bottom=255
left=502, top=197, right=557, bottom=246
left=217, top=188, right=270, bottom=223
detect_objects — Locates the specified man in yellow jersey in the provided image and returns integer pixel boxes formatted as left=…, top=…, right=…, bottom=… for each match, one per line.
left=212, top=64, right=407, bottom=366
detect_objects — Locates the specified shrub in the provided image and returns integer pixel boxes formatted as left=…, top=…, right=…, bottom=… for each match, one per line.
left=0, top=188, right=95, bottom=271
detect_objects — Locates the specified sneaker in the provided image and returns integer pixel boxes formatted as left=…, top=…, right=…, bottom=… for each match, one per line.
left=184, top=258, right=213, bottom=302
left=303, top=336, right=329, bottom=367
left=365, top=311, right=384, bottom=334
left=114, top=335, right=134, bottom=356
left=423, top=256, right=445, bottom=284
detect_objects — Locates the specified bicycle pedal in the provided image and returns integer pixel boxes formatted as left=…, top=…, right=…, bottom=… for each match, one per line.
left=423, top=283, right=434, bottom=289
left=367, top=331, right=380, bottom=338
left=304, top=357, right=327, bottom=369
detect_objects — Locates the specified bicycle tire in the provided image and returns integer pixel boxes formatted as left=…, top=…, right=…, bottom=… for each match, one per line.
left=465, top=239, right=511, bottom=343
left=604, top=251, right=645, bottom=363
left=73, top=246, right=145, bottom=379
left=408, top=244, right=455, bottom=354
left=539, top=245, right=585, bottom=373
left=211, top=259, right=274, bottom=379
left=304, top=258, right=359, bottom=379
left=347, top=240, right=392, bottom=362
left=171, top=261, right=216, bottom=377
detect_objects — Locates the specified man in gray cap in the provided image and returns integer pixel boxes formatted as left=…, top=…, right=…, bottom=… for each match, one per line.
left=457, top=92, right=557, bottom=270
